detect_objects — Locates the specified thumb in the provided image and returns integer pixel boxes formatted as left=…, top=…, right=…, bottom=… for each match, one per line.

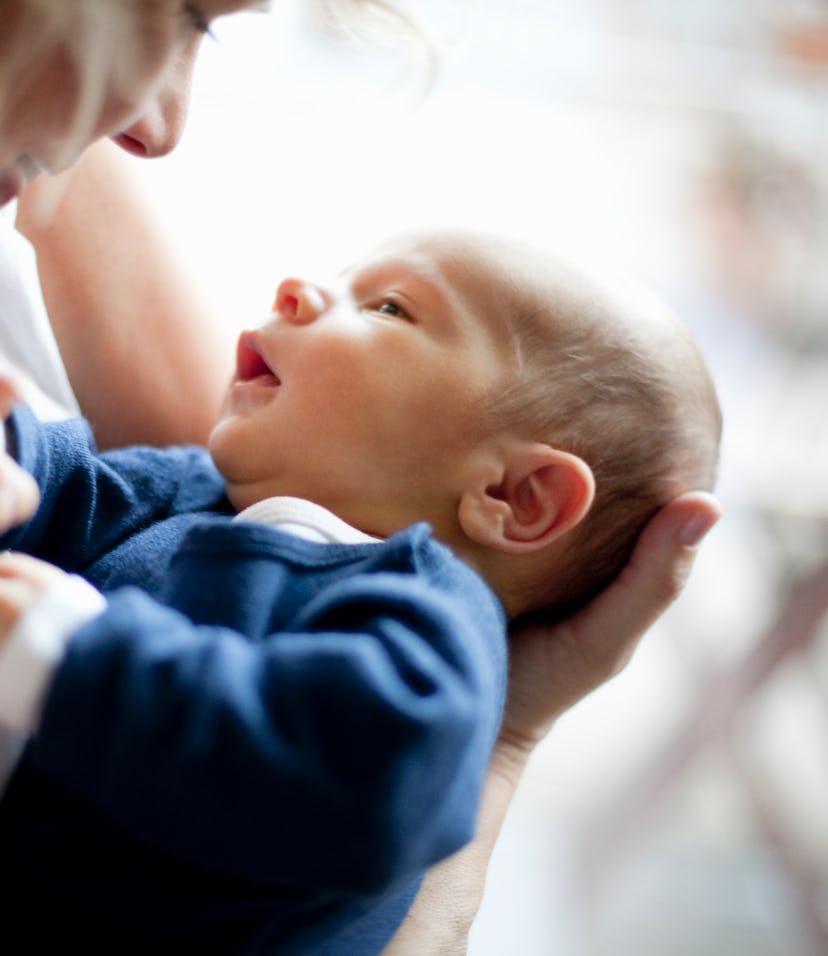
left=565, top=491, right=723, bottom=676
left=0, top=377, right=21, bottom=420
left=0, top=456, right=39, bottom=532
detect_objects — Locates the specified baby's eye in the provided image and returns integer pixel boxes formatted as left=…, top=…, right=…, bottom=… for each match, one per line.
left=374, top=301, right=412, bottom=321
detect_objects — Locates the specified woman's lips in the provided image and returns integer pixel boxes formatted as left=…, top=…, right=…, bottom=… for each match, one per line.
left=0, top=172, right=21, bottom=207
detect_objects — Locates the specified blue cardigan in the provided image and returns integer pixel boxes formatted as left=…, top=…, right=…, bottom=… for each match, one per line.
left=0, top=408, right=507, bottom=955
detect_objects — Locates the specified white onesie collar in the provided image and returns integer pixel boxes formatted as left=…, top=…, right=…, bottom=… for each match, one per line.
left=233, top=496, right=381, bottom=546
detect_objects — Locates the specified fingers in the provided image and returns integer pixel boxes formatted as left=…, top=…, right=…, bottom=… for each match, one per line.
left=0, top=376, right=21, bottom=419
left=0, top=455, right=39, bottom=533
left=0, top=551, right=61, bottom=637
left=554, top=491, right=722, bottom=686
left=589, top=491, right=722, bottom=639
left=0, top=377, right=37, bottom=532
left=504, top=491, right=722, bottom=745
left=0, top=550, right=67, bottom=586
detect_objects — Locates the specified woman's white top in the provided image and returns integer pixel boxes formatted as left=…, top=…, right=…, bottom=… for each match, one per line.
left=0, top=202, right=79, bottom=420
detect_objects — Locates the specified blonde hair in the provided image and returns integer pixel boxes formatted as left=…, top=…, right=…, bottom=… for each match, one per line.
left=0, top=0, right=166, bottom=169
left=307, top=0, right=428, bottom=40
left=304, top=0, right=439, bottom=80
left=0, top=0, right=411, bottom=173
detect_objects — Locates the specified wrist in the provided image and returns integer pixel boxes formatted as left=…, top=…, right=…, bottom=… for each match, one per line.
left=0, top=574, right=105, bottom=732
left=490, top=723, right=541, bottom=784
left=498, top=682, right=562, bottom=755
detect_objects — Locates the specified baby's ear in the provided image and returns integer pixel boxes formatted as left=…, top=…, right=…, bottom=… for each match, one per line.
left=458, top=443, right=595, bottom=554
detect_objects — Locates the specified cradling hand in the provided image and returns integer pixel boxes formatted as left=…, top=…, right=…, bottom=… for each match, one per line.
left=380, top=492, right=722, bottom=956
left=503, top=491, right=723, bottom=750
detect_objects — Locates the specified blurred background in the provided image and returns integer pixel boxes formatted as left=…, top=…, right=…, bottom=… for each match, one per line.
left=133, top=1, right=828, bottom=952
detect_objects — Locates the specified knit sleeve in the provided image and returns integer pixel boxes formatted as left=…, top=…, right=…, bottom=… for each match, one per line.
left=28, top=542, right=506, bottom=897
left=2, top=405, right=222, bottom=569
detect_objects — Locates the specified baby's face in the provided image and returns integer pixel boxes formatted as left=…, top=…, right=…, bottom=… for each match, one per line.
left=209, top=234, right=517, bottom=538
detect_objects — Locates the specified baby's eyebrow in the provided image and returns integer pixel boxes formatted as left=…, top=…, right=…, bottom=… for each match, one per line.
left=355, top=255, right=445, bottom=289
left=354, top=259, right=455, bottom=312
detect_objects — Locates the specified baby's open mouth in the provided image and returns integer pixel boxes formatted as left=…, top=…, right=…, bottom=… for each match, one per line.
left=236, top=332, right=281, bottom=386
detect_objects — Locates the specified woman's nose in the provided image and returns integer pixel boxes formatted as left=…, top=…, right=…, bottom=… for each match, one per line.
left=274, top=278, right=330, bottom=324
left=115, top=98, right=187, bottom=158
left=112, top=40, right=200, bottom=158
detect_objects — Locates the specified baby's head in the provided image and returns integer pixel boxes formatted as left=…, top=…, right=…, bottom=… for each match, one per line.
left=458, top=234, right=722, bottom=617
left=209, top=230, right=721, bottom=618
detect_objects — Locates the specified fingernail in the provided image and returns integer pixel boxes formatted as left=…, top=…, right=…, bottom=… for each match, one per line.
left=678, top=511, right=720, bottom=547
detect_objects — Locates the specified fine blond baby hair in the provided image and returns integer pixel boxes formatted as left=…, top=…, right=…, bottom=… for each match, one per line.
left=431, top=232, right=722, bottom=617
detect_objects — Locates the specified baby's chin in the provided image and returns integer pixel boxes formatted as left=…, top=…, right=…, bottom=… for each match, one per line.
left=215, top=474, right=253, bottom=515
left=205, top=415, right=246, bottom=478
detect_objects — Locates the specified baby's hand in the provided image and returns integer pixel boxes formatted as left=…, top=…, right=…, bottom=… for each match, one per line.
left=0, top=552, right=69, bottom=647
left=0, top=454, right=39, bottom=533
left=0, top=378, right=39, bottom=532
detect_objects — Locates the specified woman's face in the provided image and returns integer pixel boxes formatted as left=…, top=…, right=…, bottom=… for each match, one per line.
left=0, top=0, right=259, bottom=206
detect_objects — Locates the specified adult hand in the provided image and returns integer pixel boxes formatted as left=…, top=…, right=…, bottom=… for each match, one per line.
left=0, top=379, right=39, bottom=533
left=502, top=491, right=723, bottom=749
left=382, top=491, right=722, bottom=956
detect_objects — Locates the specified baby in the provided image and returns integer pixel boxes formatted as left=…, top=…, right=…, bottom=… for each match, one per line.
left=0, top=230, right=720, bottom=955
left=212, top=230, right=719, bottom=616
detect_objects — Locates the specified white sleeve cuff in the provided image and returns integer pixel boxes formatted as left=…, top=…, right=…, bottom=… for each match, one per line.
left=0, top=573, right=107, bottom=732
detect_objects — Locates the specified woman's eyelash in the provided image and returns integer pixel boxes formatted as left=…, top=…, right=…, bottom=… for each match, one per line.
left=185, top=3, right=216, bottom=38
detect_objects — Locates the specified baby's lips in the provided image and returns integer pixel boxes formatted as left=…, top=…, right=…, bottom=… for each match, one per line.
left=235, top=332, right=279, bottom=382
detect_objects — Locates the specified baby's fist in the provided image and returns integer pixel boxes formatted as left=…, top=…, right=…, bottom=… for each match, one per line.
left=0, top=552, right=69, bottom=644
left=0, top=455, right=39, bottom=533
left=0, top=378, right=39, bottom=532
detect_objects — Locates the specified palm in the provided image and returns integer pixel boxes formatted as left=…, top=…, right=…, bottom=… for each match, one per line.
left=503, top=493, right=721, bottom=745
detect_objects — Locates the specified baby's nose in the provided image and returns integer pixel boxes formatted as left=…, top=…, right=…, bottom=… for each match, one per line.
left=273, top=279, right=329, bottom=324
